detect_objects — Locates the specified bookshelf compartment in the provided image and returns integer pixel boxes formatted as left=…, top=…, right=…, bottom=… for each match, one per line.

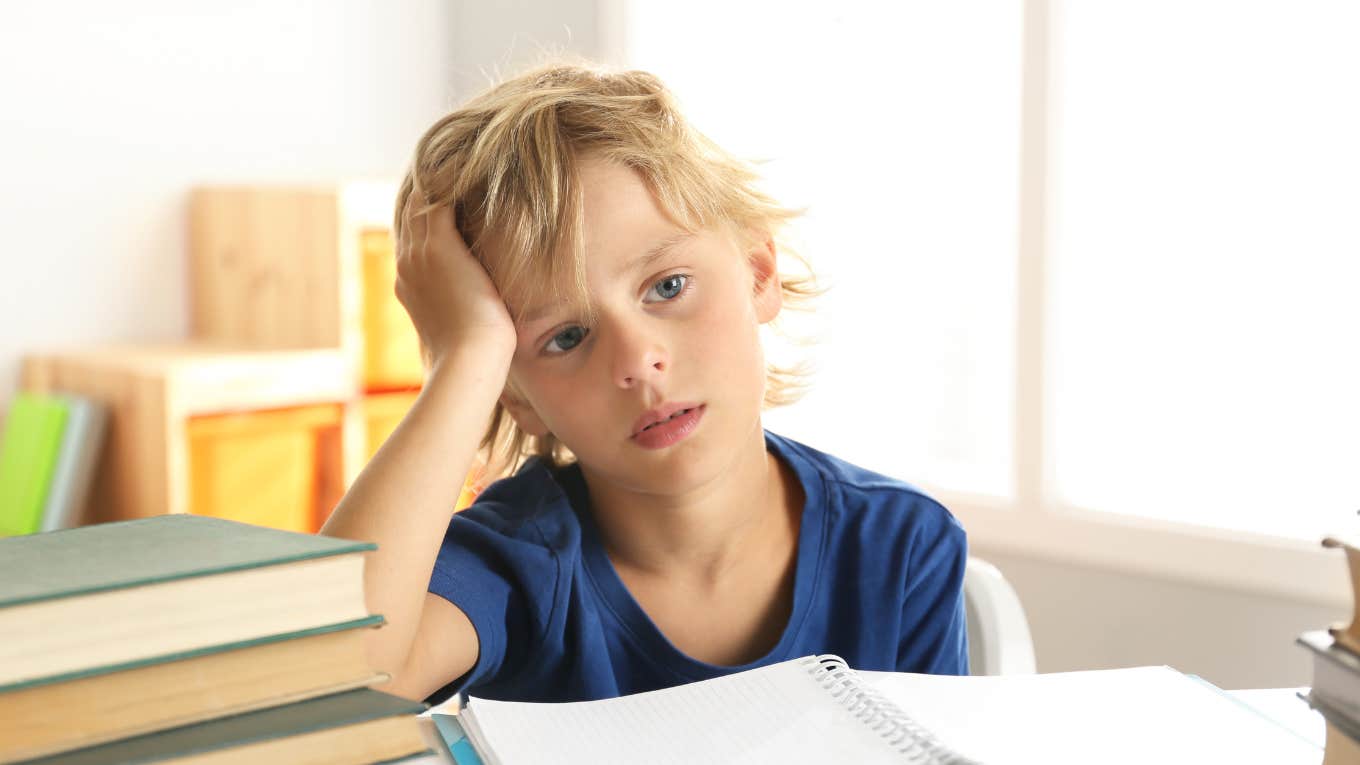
left=20, top=183, right=483, bottom=532
left=186, top=403, right=343, bottom=533
left=360, top=228, right=424, bottom=390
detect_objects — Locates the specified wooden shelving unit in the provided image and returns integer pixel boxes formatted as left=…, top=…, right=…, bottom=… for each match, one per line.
left=20, top=181, right=454, bottom=532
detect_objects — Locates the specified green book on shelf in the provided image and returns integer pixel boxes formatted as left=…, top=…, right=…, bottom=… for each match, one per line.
left=15, top=688, right=431, bottom=765
left=0, top=514, right=377, bottom=690
left=0, top=393, right=70, bottom=537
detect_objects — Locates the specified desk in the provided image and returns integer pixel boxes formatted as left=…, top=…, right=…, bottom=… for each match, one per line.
left=1230, top=687, right=1323, bottom=749
left=400, top=688, right=1324, bottom=764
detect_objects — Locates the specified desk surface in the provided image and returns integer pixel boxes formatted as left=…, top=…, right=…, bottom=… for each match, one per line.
left=403, top=687, right=1325, bottom=764
left=1230, top=687, right=1322, bottom=748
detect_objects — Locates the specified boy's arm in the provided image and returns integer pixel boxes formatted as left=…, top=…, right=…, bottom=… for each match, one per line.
left=319, top=341, right=513, bottom=695
left=374, top=592, right=478, bottom=701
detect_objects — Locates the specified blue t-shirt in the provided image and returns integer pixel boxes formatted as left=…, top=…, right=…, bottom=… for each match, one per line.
left=424, top=429, right=969, bottom=705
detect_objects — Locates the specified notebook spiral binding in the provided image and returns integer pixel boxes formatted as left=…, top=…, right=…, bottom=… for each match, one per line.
left=802, top=655, right=982, bottom=765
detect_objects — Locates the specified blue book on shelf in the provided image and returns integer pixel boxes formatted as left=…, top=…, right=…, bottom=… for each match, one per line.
left=40, top=394, right=108, bottom=532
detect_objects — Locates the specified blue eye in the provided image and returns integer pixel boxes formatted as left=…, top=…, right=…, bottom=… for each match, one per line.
left=545, top=326, right=587, bottom=354
left=647, top=274, right=689, bottom=302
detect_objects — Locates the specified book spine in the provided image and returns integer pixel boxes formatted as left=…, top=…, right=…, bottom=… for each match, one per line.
left=40, top=395, right=108, bottom=532
left=0, top=393, right=69, bottom=536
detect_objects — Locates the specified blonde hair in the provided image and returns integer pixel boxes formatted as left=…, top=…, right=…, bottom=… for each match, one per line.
left=394, top=60, right=824, bottom=481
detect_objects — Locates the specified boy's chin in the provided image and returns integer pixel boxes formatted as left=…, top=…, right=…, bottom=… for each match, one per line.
left=576, top=438, right=713, bottom=490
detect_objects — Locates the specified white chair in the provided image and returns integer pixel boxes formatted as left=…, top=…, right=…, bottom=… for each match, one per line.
left=963, top=557, right=1037, bottom=675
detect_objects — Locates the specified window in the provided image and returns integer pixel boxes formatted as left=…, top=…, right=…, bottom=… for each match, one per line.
left=1050, top=0, right=1360, bottom=543
left=610, top=0, right=1356, bottom=602
left=620, top=1, right=1023, bottom=500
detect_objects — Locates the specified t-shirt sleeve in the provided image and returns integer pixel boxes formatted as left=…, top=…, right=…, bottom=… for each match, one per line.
left=896, top=498, right=970, bottom=675
left=423, top=502, right=560, bottom=705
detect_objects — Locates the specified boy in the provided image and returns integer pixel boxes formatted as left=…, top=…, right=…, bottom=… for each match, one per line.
left=320, top=62, right=968, bottom=706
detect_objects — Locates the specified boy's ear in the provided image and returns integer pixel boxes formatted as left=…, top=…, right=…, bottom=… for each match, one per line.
left=499, top=387, right=551, bottom=439
left=748, top=232, right=782, bottom=324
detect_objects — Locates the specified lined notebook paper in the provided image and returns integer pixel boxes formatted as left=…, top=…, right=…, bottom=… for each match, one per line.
left=456, top=657, right=1321, bottom=764
left=863, top=666, right=1321, bottom=764
left=462, top=657, right=967, bottom=764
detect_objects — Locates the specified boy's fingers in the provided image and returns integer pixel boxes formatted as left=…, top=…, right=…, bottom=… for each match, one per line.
left=400, top=196, right=427, bottom=257
left=424, top=200, right=464, bottom=252
left=397, top=194, right=465, bottom=260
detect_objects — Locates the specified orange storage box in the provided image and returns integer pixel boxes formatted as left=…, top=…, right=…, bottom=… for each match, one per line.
left=186, top=403, right=343, bottom=533
left=361, top=229, right=424, bottom=391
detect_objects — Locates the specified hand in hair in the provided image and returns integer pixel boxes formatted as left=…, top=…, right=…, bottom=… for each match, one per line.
left=395, top=195, right=517, bottom=368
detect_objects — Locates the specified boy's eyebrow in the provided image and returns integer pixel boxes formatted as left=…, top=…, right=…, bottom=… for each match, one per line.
left=614, top=231, right=694, bottom=280
left=520, top=232, right=695, bottom=325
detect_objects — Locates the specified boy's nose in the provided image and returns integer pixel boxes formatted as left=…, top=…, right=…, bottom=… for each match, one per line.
left=619, top=358, right=666, bottom=388
left=611, top=326, right=669, bottom=389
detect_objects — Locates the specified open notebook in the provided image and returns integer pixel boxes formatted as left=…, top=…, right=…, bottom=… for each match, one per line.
left=443, top=656, right=1320, bottom=764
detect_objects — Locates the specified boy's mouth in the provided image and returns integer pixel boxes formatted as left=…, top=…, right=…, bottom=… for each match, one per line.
left=631, top=402, right=704, bottom=437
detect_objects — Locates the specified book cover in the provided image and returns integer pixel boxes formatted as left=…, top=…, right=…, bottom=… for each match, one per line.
left=0, top=616, right=383, bottom=694
left=0, top=515, right=377, bottom=690
left=1300, top=690, right=1360, bottom=765
left=0, top=393, right=70, bottom=537
left=1299, top=630, right=1360, bottom=718
left=0, top=514, right=375, bottom=610
left=39, top=395, right=108, bottom=533
left=15, top=689, right=429, bottom=765
left=1, top=617, right=388, bottom=762
left=431, top=714, right=486, bottom=765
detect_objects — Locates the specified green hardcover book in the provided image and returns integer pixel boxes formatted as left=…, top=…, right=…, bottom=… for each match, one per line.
left=15, top=688, right=431, bottom=765
left=0, top=514, right=377, bottom=689
left=0, top=393, right=70, bottom=537
left=0, top=617, right=388, bottom=762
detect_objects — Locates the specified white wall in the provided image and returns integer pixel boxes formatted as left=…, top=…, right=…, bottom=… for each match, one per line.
left=0, top=0, right=1340, bottom=691
left=0, top=0, right=462, bottom=403
left=445, top=0, right=602, bottom=98
left=0, top=0, right=607, bottom=405
left=975, top=545, right=1343, bottom=689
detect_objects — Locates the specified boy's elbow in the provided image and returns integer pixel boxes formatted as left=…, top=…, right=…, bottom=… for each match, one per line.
left=371, top=659, right=429, bottom=703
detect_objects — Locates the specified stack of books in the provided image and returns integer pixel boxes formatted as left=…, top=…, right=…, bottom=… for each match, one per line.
left=0, top=392, right=107, bottom=537
left=1298, top=535, right=1360, bottom=765
left=0, top=514, right=432, bottom=764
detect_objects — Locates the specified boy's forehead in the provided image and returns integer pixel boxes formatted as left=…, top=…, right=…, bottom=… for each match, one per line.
left=488, top=157, right=745, bottom=324
left=579, top=159, right=684, bottom=244
left=510, top=282, right=582, bottom=324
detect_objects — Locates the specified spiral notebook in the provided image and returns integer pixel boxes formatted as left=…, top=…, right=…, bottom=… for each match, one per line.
left=450, top=656, right=1321, bottom=764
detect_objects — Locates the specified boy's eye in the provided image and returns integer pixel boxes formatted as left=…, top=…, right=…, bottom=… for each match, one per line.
left=645, top=274, right=689, bottom=303
left=540, top=274, right=690, bottom=356
left=544, top=326, right=587, bottom=354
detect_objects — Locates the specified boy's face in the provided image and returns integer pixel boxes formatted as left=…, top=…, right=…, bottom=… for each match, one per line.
left=501, top=157, right=782, bottom=493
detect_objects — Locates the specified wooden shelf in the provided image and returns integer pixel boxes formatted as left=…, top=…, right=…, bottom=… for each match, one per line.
left=22, top=344, right=359, bottom=526
left=19, top=180, right=456, bottom=532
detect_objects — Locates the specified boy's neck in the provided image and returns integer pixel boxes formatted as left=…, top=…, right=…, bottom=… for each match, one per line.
left=580, top=426, right=798, bottom=584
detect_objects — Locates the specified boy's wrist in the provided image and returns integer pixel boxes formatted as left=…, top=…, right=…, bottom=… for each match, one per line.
left=426, top=338, right=514, bottom=389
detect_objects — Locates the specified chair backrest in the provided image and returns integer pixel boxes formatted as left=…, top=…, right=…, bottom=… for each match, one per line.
left=963, top=557, right=1037, bottom=675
